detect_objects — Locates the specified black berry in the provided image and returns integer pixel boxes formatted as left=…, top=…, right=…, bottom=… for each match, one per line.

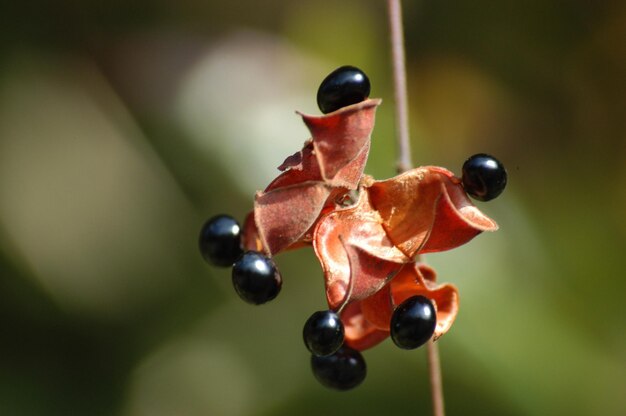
left=311, top=346, right=366, bottom=391
left=317, top=66, right=370, bottom=114
left=390, top=295, right=437, bottom=350
left=303, top=310, right=345, bottom=356
left=232, top=251, right=282, bottom=305
left=199, top=215, right=243, bottom=267
left=461, top=154, right=507, bottom=201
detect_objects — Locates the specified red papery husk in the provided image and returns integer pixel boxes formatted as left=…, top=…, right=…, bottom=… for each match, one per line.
left=247, top=99, right=381, bottom=256
left=241, top=98, right=498, bottom=352
left=340, top=263, right=459, bottom=351
left=313, top=167, right=496, bottom=350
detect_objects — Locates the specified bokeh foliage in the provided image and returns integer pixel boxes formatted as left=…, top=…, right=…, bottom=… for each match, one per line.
left=1, top=1, right=625, bottom=415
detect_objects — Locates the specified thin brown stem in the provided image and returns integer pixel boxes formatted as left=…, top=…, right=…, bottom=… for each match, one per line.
left=427, top=340, right=445, bottom=416
left=386, top=2, right=445, bottom=416
left=387, top=0, right=412, bottom=173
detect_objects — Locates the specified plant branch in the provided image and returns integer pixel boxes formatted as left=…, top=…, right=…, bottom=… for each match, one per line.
left=387, top=0, right=412, bottom=173
left=427, top=340, right=445, bottom=416
left=386, top=1, right=445, bottom=416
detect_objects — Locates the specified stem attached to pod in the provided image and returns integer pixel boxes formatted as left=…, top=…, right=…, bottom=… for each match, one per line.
left=386, top=1, right=445, bottom=415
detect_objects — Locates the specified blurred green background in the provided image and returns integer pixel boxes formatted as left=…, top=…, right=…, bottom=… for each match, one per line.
left=1, top=1, right=625, bottom=415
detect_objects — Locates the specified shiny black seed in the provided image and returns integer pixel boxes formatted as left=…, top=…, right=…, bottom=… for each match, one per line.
left=199, top=215, right=243, bottom=267
left=231, top=251, right=282, bottom=305
left=303, top=310, right=345, bottom=356
left=461, top=153, right=507, bottom=201
left=390, top=295, right=437, bottom=350
left=317, top=66, right=371, bottom=114
left=311, top=346, right=366, bottom=391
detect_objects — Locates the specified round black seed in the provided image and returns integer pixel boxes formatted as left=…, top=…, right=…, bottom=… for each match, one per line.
left=198, top=214, right=243, bottom=267
left=311, top=346, right=366, bottom=391
left=303, top=310, right=345, bottom=357
left=231, top=251, right=282, bottom=305
left=390, top=295, right=437, bottom=350
left=317, top=66, right=371, bottom=114
left=461, top=153, right=507, bottom=201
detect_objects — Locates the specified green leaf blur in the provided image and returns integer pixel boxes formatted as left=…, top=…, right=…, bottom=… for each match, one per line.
left=0, top=1, right=624, bottom=415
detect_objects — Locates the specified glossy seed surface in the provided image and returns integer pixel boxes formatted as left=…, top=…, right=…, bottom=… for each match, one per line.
left=303, top=310, right=345, bottom=357
left=198, top=215, right=243, bottom=267
left=390, top=295, right=437, bottom=350
left=232, top=251, right=282, bottom=305
left=317, top=66, right=370, bottom=114
left=311, top=346, right=366, bottom=391
left=461, top=153, right=507, bottom=201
